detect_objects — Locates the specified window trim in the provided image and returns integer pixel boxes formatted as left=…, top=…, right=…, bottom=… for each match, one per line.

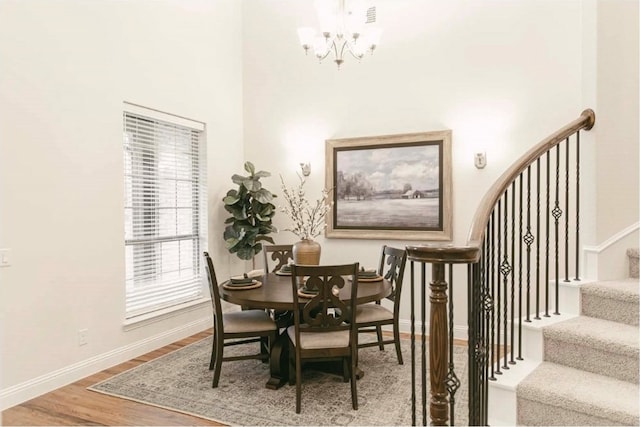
left=122, top=101, right=208, bottom=320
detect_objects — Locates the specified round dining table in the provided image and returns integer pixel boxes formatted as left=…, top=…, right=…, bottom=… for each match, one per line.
left=219, top=272, right=392, bottom=389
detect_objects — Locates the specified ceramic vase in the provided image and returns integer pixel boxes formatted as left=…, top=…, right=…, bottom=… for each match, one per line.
left=292, top=239, right=321, bottom=266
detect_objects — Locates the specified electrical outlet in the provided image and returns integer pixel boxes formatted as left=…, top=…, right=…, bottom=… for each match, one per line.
left=474, top=152, right=487, bottom=169
left=78, top=329, right=88, bottom=346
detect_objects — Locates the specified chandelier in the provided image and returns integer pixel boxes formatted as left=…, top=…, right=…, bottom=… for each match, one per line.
left=297, top=0, right=381, bottom=68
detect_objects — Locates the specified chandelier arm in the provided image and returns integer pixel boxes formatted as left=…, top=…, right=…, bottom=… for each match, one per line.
left=336, top=39, right=347, bottom=63
left=315, top=39, right=335, bottom=62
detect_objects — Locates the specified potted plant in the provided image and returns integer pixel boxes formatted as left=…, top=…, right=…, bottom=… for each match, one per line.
left=223, top=162, right=277, bottom=260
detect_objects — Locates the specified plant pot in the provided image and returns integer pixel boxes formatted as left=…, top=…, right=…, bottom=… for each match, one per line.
left=292, top=239, right=321, bottom=266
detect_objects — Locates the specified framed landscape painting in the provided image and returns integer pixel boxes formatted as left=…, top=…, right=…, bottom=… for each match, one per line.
left=325, top=131, right=452, bottom=240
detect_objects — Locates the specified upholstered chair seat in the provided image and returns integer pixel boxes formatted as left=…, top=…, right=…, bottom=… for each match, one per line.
left=224, top=310, right=278, bottom=334
left=355, top=304, right=394, bottom=323
left=286, top=326, right=350, bottom=349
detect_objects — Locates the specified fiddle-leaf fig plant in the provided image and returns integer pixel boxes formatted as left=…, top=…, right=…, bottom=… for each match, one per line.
left=223, top=161, right=277, bottom=260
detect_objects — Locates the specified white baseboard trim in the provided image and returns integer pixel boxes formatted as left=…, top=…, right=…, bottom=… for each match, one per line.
left=397, top=319, right=468, bottom=342
left=583, top=221, right=639, bottom=280
left=0, top=316, right=211, bottom=411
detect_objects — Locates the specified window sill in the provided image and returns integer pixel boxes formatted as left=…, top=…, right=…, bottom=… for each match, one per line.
left=123, top=297, right=211, bottom=331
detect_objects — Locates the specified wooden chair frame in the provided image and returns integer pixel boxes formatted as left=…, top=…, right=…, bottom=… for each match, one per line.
left=262, top=244, right=293, bottom=272
left=356, top=245, right=407, bottom=365
left=288, top=263, right=360, bottom=414
left=204, top=252, right=278, bottom=388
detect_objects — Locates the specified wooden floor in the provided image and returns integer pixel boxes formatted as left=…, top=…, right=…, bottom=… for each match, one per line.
left=1, top=331, right=223, bottom=426
left=2, top=330, right=467, bottom=426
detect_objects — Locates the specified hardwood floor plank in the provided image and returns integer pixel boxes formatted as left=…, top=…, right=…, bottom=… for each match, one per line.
left=2, top=330, right=222, bottom=426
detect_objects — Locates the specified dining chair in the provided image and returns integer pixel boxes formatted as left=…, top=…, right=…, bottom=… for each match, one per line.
left=355, top=245, right=407, bottom=365
left=261, top=244, right=294, bottom=326
left=262, top=244, right=293, bottom=272
left=203, top=252, right=278, bottom=388
left=287, top=263, right=360, bottom=414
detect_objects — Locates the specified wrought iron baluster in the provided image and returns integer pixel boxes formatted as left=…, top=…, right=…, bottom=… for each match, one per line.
left=480, top=251, right=490, bottom=424
left=446, top=264, right=460, bottom=425
left=535, top=159, right=541, bottom=320
left=575, top=131, right=581, bottom=281
left=524, top=166, right=533, bottom=323
left=496, top=200, right=503, bottom=375
left=509, top=181, right=516, bottom=365
left=489, top=210, right=500, bottom=381
left=553, top=144, right=563, bottom=315
left=410, top=261, right=416, bottom=426
left=517, top=174, right=524, bottom=360
left=501, top=191, right=511, bottom=371
left=564, top=137, right=570, bottom=282
left=545, top=151, right=551, bottom=318
left=421, top=262, right=427, bottom=426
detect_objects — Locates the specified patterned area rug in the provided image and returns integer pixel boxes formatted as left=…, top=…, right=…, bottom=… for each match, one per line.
left=89, top=335, right=468, bottom=426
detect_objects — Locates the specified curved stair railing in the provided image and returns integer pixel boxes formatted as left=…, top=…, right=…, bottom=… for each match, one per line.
left=407, top=109, right=596, bottom=426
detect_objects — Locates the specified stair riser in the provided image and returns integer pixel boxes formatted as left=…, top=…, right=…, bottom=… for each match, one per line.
left=487, top=384, right=517, bottom=426
left=517, top=397, right=631, bottom=426
left=544, top=337, right=639, bottom=384
left=581, top=294, right=639, bottom=326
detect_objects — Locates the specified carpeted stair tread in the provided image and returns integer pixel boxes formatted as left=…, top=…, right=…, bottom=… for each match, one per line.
left=544, top=316, right=639, bottom=356
left=581, top=279, right=639, bottom=302
left=543, top=316, right=639, bottom=383
left=581, top=279, right=639, bottom=326
left=517, top=362, right=640, bottom=426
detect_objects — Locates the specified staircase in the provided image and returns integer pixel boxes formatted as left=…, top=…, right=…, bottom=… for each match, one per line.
left=488, top=250, right=640, bottom=426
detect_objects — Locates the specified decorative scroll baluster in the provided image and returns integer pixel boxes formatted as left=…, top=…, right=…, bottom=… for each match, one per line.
left=553, top=144, right=563, bottom=315
left=489, top=211, right=496, bottom=381
left=575, top=131, right=581, bottom=280
left=446, top=264, right=460, bottom=425
left=501, top=191, right=511, bottom=371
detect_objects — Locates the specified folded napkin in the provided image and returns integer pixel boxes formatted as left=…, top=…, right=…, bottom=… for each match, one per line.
left=230, top=276, right=254, bottom=285
left=358, top=267, right=378, bottom=278
left=230, top=269, right=264, bottom=284
left=279, top=264, right=292, bottom=273
left=300, top=285, right=318, bottom=295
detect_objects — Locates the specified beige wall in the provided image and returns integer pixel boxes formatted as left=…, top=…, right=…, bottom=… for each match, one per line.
left=1, top=0, right=637, bottom=409
left=595, top=0, right=639, bottom=279
left=0, top=0, right=245, bottom=403
left=242, top=0, right=586, bottom=336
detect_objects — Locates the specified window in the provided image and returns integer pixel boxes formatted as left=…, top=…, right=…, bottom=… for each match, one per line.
left=123, top=105, right=207, bottom=319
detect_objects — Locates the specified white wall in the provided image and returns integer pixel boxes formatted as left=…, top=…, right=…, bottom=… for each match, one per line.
left=242, top=0, right=585, bottom=333
left=0, top=0, right=244, bottom=404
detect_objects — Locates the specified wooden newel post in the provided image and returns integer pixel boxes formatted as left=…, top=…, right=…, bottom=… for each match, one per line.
left=430, top=262, right=449, bottom=425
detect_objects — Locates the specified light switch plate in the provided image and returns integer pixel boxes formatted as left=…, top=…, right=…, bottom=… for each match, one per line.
left=0, top=248, right=11, bottom=267
left=475, top=152, right=487, bottom=169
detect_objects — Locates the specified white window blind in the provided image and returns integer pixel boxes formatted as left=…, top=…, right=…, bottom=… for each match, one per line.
left=123, top=108, right=207, bottom=319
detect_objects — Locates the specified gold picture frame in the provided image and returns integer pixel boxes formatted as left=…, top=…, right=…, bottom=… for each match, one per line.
left=325, top=130, right=452, bottom=240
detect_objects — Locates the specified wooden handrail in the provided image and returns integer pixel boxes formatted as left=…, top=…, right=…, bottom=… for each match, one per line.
left=407, top=109, right=595, bottom=264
